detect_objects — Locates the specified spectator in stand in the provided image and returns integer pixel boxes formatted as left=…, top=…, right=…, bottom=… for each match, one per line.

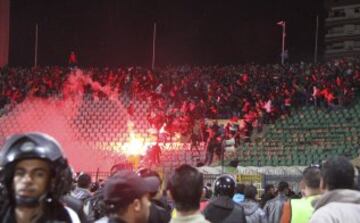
left=1, top=58, right=360, bottom=145
left=241, top=185, right=268, bottom=223
left=280, top=166, right=321, bottom=223
left=68, top=51, right=78, bottom=68
left=0, top=133, right=80, bottom=222
left=96, top=169, right=157, bottom=223
left=149, top=144, right=161, bottom=165
left=263, top=181, right=289, bottom=223
left=204, top=127, right=220, bottom=165
left=203, top=175, right=247, bottom=223
left=309, top=156, right=360, bottom=223
left=167, top=164, right=210, bottom=223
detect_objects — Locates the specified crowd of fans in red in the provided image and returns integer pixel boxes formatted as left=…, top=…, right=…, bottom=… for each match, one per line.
left=1, top=57, right=360, bottom=138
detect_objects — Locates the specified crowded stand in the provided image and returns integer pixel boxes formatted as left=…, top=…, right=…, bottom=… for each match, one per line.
left=3, top=0, right=360, bottom=220
left=1, top=57, right=360, bottom=144
left=1, top=57, right=360, bottom=222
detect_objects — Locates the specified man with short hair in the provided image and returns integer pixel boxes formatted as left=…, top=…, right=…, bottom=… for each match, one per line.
left=263, top=181, right=289, bottom=223
left=309, top=156, right=360, bottom=223
left=71, top=172, right=93, bottom=202
left=260, top=184, right=275, bottom=208
left=0, top=132, right=80, bottom=222
left=280, top=166, right=321, bottom=223
left=97, top=169, right=158, bottom=223
left=168, top=164, right=210, bottom=223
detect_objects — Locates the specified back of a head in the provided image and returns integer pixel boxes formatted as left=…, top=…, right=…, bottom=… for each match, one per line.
left=321, top=156, right=354, bottom=190
left=77, top=173, right=92, bottom=189
left=214, top=175, right=236, bottom=198
left=264, top=184, right=274, bottom=193
left=244, top=185, right=257, bottom=200
left=235, top=184, right=245, bottom=194
left=278, top=181, right=289, bottom=193
left=168, top=164, right=203, bottom=212
left=137, top=168, right=162, bottom=183
left=137, top=168, right=162, bottom=198
left=302, top=166, right=321, bottom=189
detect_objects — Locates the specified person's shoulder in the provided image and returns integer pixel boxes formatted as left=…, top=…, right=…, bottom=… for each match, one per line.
left=64, top=206, right=81, bottom=223
left=264, top=197, right=276, bottom=206
left=95, top=216, right=109, bottom=223
left=171, top=213, right=210, bottom=223
left=312, top=200, right=359, bottom=222
left=152, top=202, right=167, bottom=211
left=151, top=203, right=172, bottom=222
left=62, top=195, right=83, bottom=208
left=310, top=205, right=335, bottom=223
left=233, top=202, right=246, bottom=212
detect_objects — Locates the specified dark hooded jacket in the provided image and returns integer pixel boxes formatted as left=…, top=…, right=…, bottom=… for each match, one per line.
left=203, top=195, right=247, bottom=223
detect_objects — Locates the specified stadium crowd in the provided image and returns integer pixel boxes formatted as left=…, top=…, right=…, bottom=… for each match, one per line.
left=0, top=58, right=360, bottom=222
left=1, top=57, right=360, bottom=141
left=0, top=132, right=359, bottom=223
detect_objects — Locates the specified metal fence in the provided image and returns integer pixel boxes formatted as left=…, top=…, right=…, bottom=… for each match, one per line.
left=263, top=175, right=303, bottom=193
left=87, top=170, right=306, bottom=197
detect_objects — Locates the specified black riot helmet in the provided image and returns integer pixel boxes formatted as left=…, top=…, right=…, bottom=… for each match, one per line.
left=0, top=133, right=72, bottom=205
left=214, top=175, right=236, bottom=198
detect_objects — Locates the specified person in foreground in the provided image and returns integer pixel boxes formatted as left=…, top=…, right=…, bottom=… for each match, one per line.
left=241, top=185, right=267, bottom=223
left=0, top=132, right=80, bottom=222
left=263, top=181, right=289, bottom=223
left=203, top=175, right=247, bottom=223
left=97, top=169, right=158, bottom=223
left=280, top=166, right=321, bottom=223
left=309, top=156, right=360, bottom=223
left=137, top=168, right=171, bottom=223
left=167, top=164, right=210, bottom=223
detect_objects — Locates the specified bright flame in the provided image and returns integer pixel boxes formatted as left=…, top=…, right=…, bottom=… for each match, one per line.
left=123, top=133, right=147, bottom=156
left=121, top=121, right=153, bottom=156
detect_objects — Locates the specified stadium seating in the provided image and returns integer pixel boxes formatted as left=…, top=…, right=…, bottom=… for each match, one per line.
left=236, top=103, right=360, bottom=166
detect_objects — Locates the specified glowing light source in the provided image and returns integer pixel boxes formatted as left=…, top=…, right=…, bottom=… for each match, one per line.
left=121, top=121, right=153, bottom=156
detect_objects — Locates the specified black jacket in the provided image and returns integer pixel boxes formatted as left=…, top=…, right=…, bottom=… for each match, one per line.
left=62, top=194, right=87, bottom=222
left=149, top=202, right=171, bottom=223
left=0, top=200, right=73, bottom=223
left=203, top=196, right=247, bottom=223
left=152, top=197, right=172, bottom=213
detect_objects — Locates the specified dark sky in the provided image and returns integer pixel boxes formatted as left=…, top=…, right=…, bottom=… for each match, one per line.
left=9, top=0, right=326, bottom=67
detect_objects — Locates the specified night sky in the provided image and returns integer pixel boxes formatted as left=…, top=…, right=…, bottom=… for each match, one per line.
left=9, top=0, right=326, bottom=67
